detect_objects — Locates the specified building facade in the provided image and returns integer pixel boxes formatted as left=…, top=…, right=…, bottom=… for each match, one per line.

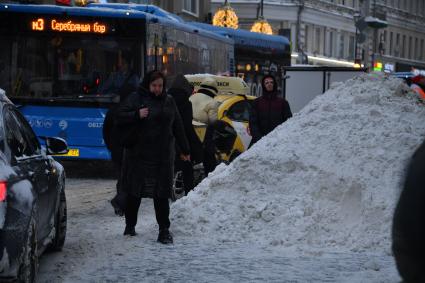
left=149, top=0, right=211, bottom=22
left=373, top=0, right=425, bottom=72
left=211, top=0, right=425, bottom=70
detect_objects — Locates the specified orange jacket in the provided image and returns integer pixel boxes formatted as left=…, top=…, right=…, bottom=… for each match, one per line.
left=411, top=84, right=425, bottom=100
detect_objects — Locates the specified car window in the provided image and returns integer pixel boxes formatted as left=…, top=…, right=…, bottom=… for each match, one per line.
left=4, top=107, right=40, bottom=158
left=226, top=100, right=252, bottom=122
left=13, top=109, right=41, bottom=154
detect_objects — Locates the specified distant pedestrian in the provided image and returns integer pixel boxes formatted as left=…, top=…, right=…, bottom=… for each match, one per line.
left=410, top=75, right=425, bottom=100
left=116, top=70, right=190, bottom=244
left=168, top=74, right=203, bottom=195
left=249, top=75, right=292, bottom=145
left=392, top=139, right=425, bottom=283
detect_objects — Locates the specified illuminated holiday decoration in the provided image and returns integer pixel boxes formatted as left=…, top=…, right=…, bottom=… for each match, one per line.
left=213, top=0, right=239, bottom=29
left=250, top=0, right=273, bottom=35
left=251, top=17, right=273, bottom=35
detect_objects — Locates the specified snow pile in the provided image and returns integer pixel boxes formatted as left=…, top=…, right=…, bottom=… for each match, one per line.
left=171, top=73, right=425, bottom=253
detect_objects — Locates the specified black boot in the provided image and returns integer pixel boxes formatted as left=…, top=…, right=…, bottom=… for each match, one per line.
left=157, top=229, right=173, bottom=244
left=123, top=226, right=136, bottom=236
left=111, top=197, right=124, bottom=216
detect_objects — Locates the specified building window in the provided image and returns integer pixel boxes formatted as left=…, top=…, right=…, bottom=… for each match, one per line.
left=339, top=34, right=345, bottom=58
left=349, top=35, right=355, bottom=59
left=415, top=37, right=418, bottom=60
left=329, top=31, right=334, bottom=57
left=315, top=28, right=321, bottom=54
left=323, top=28, right=327, bottom=56
left=402, top=34, right=406, bottom=58
left=183, top=0, right=199, bottom=16
left=421, top=39, right=424, bottom=61
left=383, top=31, right=387, bottom=55
left=389, top=32, right=393, bottom=56
left=408, top=36, right=412, bottom=59
left=395, top=33, right=400, bottom=57
left=304, top=25, right=309, bottom=52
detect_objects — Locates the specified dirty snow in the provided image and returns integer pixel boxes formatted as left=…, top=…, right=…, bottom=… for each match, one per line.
left=172, top=72, right=425, bottom=255
left=36, top=73, right=425, bottom=282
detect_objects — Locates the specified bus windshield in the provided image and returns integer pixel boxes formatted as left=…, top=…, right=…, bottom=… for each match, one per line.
left=0, top=35, right=141, bottom=99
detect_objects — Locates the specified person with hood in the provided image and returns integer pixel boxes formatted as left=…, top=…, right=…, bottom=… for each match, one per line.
left=392, top=139, right=425, bottom=283
left=249, top=74, right=292, bottom=145
left=116, top=70, right=190, bottom=244
left=168, top=74, right=203, bottom=195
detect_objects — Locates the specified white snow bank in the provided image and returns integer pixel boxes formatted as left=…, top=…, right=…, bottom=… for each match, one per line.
left=171, top=73, right=425, bottom=253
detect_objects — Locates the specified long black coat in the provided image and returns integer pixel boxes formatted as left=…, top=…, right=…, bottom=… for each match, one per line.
left=168, top=75, right=203, bottom=163
left=392, top=139, right=425, bottom=282
left=117, top=87, right=189, bottom=199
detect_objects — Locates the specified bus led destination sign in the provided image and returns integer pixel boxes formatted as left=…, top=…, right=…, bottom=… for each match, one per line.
left=31, top=18, right=107, bottom=34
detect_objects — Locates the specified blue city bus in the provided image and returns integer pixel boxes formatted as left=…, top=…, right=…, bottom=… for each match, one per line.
left=0, top=3, right=234, bottom=160
left=89, top=4, right=292, bottom=96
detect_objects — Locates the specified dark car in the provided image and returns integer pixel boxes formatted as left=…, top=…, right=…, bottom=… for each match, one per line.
left=0, top=89, right=68, bottom=282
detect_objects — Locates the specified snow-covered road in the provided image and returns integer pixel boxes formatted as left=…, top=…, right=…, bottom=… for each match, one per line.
left=37, top=74, right=415, bottom=282
left=37, top=177, right=400, bottom=283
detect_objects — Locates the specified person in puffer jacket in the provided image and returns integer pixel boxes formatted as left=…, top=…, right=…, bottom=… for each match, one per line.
left=249, top=74, right=292, bottom=145
left=190, top=77, right=221, bottom=125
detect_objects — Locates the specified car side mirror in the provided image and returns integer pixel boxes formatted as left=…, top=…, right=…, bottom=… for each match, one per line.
left=43, top=137, right=68, bottom=155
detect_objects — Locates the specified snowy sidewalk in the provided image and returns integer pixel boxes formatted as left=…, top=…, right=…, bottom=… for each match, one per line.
left=37, top=178, right=400, bottom=283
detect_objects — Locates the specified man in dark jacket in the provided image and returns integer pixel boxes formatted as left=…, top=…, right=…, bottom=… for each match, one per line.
left=116, top=70, right=190, bottom=244
left=249, top=75, right=292, bottom=145
left=392, top=140, right=425, bottom=283
left=168, top=74, right=203, bottom=195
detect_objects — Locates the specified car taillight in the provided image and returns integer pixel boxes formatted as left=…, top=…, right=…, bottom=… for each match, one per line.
left=0, top=180, right=6, bottom=202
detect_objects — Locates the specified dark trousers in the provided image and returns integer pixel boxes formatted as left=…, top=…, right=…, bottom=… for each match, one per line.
left=125, top=196, right=170, bottom=230
left=176, top=159, right=194, bottom=194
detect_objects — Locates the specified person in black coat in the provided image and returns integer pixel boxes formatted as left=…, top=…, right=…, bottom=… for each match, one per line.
left=392, top=140, right=425, bottom=283
left=102, top=60, right=139, bottom=216
left=168, top=74, right=203, bottom=195
left=249, top=75, right=292, bottom=145
left=116, top=70, right=190, bottom=244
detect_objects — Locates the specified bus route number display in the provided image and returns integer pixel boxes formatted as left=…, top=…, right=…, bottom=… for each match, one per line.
left=31, top=18, right=107, bottom=34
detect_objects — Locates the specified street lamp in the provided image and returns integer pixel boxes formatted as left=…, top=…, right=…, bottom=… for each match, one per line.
left=251, top=0, right=273, bottom=35
left=213, top=0, right=239, bottom=29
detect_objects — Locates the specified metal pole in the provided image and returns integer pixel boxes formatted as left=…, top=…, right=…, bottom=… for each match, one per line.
left=260, top=0, right=263, bottom=17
